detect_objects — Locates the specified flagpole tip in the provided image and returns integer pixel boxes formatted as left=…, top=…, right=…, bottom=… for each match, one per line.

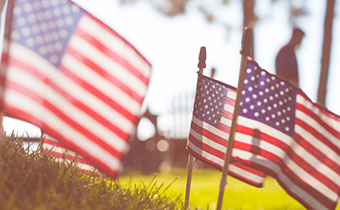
left=198, top=46, right=206, bottom=69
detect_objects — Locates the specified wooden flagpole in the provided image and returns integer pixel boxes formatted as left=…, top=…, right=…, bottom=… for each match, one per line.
left=184, top=46, right=207, bottom=210
left=215, top=27, right=253, bottom=210
left=0, top=0, right=6, bottom=136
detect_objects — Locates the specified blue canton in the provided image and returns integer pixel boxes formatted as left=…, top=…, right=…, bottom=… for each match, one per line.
left=239, top=62, right=297, bottom=136
left=9, top=0, right=83, bottom=68
left=193, top=75, right=228, bottom=128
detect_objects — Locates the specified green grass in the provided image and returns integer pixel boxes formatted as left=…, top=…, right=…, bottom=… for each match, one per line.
left=120, top=168, right=340, bottom=210
left=0, top=135, right=183, bottom=210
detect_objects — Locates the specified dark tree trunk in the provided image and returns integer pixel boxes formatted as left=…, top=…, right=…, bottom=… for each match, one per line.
left=317, top=0, right=335, bottom=106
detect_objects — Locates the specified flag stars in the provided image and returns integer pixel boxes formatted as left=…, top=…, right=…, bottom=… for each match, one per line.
left=193, top=77, right=229, bottom=128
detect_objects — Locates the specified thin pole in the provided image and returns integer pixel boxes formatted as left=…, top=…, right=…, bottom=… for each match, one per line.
left=184, top=46, right=206, bottom=210
left=0, top=0, right=7, bottom=136
left=184, top=154, right=194, bottom=209
left=216, top=27, right=253, bottom=210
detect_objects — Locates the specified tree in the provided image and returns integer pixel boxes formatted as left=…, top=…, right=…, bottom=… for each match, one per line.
left=317, top=0, right=336, bottom=106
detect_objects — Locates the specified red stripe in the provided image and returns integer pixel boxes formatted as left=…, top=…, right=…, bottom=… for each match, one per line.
left=190, top=121, right=227, bottom=146
left=75, top=27, right=149, bottom=86
left=65, top=47, right=144, bottom=104
left=85, top=14, right=152, bottom=67
left=44, top=139, right=63, bottom=147
left=9, top=57, right=131, bottom=142
left=7, top=81, right=123, bottom=159
left=4, top=105, right=118, bottom=178
left=236, top=125, right=340, bottom=194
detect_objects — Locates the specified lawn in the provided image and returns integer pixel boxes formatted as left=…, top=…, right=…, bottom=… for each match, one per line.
left=119, top=168, right=340, bottom=210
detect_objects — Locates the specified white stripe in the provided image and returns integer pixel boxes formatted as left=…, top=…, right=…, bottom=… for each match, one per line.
left=224, top=104, right=234, bottom=114
left=236, top=117, right=338, bottom=201
left=5, top=89, right=122, bottom=172
left=228, top=164, right=265, bottom=185
left=63, top=54, right=143, bottom=111
left=189, top=128, right=226, bottom=153
left=233, top=149, right=328, bottom=210
left=192, top=116, right=229, bottom=140
left=9, top=44, right=135, bottom=136
left=227, top=90, right=237, bottom=100
left=296, top=109, right=340, bottom=150
left=79, top=16, right=151, bottom=78
left=8, top=66, right=129, bottom=152
left=297, top=94, right=340, bottom=134
left=68, top=36, right=147, bottom=98
left=220, top=116, right=232, bottom=128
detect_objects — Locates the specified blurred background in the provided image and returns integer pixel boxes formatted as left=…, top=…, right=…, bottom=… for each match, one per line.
left=1, top=0, right=339, bottom=172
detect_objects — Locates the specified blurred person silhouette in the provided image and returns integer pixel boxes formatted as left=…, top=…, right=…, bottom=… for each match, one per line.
left=275, top=27, right=305, bottom=87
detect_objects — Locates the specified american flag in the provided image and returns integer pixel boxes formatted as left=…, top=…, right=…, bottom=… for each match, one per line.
left=43, top=135, right=97, bottom=174
left=232, top=60, right=340, bottom=210
left=1, top=0, right=151, bottom=177
left=187, top=73, right=266, bottom=187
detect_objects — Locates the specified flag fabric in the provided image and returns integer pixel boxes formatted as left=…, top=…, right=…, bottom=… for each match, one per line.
left=43, top=135, right=97, bottom=174
left=1, top=0, right=151, bottom=178
left=187, top=73, right=266, bottom=187
left=232, top=60, right=340, bottom=210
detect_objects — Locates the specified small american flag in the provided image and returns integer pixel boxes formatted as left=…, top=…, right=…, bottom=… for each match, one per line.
left=233, top=60, right=340, bottom=210
left=1, top=0, right=151, bottom=177
left=187, top=73, right=266, bottom=187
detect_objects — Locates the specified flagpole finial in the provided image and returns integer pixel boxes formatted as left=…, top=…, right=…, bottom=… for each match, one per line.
left=240, top=27, right=254, bottom=57
left=198, top=46, right=206, bottom=70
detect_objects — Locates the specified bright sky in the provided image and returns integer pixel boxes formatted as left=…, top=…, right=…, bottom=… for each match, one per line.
left=1, top=0, right=339, bottom=138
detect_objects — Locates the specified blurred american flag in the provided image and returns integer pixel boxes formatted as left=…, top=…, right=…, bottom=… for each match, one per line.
left=1, top=0, right=151, bottom=177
